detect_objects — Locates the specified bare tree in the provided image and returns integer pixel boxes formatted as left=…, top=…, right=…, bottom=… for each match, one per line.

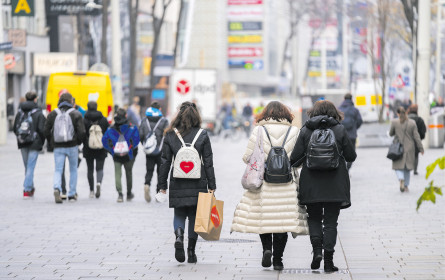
left=173, top=0, right=185, bottom=67
left=101, top=0, right=109, bottom=64
left=149, top=0, right=174, bottom=93
left=129, top=0, right=140, bottom=101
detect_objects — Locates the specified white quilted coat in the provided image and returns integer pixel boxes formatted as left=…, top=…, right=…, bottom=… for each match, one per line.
left=231, top=119, right=309, bottom=235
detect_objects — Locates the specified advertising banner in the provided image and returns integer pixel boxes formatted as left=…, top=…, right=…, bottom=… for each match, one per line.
left=228, top=60, right=263, bottom=70
left=33, top=53, right=77, bottom=76
left=227, top=7, right=263, bottom=19
left=228, top=35, right=262, bottom=44
left=228, top=47, right=263, bottom=57
left=228, top=0, right=262, bottom=5
left=228, top=21, right=262, bottom=31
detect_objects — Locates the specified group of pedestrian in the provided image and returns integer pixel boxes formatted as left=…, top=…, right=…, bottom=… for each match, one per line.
left=14, top=91, right=168, bottom=204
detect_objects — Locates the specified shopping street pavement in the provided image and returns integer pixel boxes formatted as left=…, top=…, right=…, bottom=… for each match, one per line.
left=0, top=131, right=444, bottom=280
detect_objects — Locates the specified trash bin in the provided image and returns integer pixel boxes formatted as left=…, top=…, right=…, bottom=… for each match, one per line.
left=428, top=113, right=445, bottom=148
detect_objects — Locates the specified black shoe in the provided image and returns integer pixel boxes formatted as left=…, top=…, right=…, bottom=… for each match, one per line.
left=414, top=171, right=418, bottom=175
left=60, top=192, right=67, bottom=200
left=324, top=251, right=339, bottom=273
left=261, top=250, right=272, bottom=268
left=187, top=238, right=197, bottom=263
left=310, top=237, right=323, bottom=269
left=54, top=189, right=63, bottom=204
left=127, top=192, right=134, bottom=201
left=68, top=194, right=78, bottom=202
left=273, top=260, right=284, bottom=271
left=174, top=227, right=185, bottom=263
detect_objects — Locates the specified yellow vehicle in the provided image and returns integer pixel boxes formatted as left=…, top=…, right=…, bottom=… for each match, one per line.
left=46, top=71, right=114, bottom=120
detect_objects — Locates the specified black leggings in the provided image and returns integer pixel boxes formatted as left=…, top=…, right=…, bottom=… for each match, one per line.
left=306, top=202, right=341, bottom=252
left=259, top=233, right=288, bottom=262
left=85, top=157, right=105, bottom=191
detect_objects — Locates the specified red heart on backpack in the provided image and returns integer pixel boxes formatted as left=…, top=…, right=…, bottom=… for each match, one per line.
left=180, top=161, right=194, bottom=173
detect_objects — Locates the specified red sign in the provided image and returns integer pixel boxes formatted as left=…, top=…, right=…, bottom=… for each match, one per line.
left=228, top=0, right=262, bottom=4
left=4, top=53, right=16, bottom=70
left=228, top=47, right=263, bottom=57
left=211, top=206, right=221, bottom=228
left=176, top=79, right=190, bottom=95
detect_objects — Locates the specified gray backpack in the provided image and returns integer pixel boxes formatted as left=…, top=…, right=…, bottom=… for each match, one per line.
left=53, top=108, right=75, bottom=143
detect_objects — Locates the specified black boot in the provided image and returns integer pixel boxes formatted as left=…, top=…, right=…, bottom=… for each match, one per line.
left=324, top=251, right=338, bottom=272
left=174, top=227, right=185, bottom=263
left=259, top=234, right=272, bottom=268
left=187, top=238, right=197, bottom=263
left=272, top=233, right=288, bottom=271
left=310, top=237, right=323, bottom=269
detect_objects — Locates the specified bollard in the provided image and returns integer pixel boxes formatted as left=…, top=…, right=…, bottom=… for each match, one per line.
left=428, top=113, right=445, bottom=148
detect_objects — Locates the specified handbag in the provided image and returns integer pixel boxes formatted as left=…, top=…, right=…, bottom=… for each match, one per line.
left=194, top=191, right=224, bottom=241
left=241, top=127, right=264, bottom=191
left=386, top=122, right=407, bottom=161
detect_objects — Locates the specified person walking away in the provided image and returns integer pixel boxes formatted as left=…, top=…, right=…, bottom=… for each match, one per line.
left=127, top=96, right=141, bottom=126
left=390, top=107, right=424, bottom=192
left=242, top=103, right=253, bottom=137
left=290, top=100, right=357, bottom=272
left=139, top=102, right=169, bottom=203
left=157, top=101, right=216, bottom=264
left=338, top=93, right=362, bottom=170
left=83, top=101, right=109, bottom=198
left=44, top=92, right=86, bottom=203
left=231, top=101, right=309, bottom=271
left=102, top=108, right=140, bottom=202
left=407, top=104, right=426, bottom=175
left=13, top=91, right=46, bottom=198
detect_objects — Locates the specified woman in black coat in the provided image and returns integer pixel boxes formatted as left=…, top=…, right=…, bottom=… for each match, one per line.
left=158, top=101, right=216, bottom=264
left=83, top=101, right=109, bottom=198
left=290, top=100, right=356, bottom=272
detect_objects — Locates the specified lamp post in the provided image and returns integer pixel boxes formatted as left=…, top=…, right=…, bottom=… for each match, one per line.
left=434, top=1, right=444, bottom=98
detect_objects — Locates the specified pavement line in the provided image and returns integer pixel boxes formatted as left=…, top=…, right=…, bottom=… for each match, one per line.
left=338, top=233, right=353, bottom=280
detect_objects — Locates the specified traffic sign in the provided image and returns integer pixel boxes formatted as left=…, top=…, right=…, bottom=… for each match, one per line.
left=0, top=42, right=13, bottom=51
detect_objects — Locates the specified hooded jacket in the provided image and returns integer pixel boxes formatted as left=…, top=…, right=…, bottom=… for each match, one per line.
left=157, top=127, right=216, bottom=208
left=82, top=110, right=109, bottom=159
left=139, top=115, right=169, bottom=156
left=102, top=116, right=140, bottom=163
left=44, top=102, right=86, bottom=149
left=338, top=99, right=362, bottom=139
left=290, top=115, right=357, bottom=209
left=13, top=101, right=46, bottom=150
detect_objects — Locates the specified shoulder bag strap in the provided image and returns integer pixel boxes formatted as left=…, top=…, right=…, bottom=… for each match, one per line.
left=173, top=128, right=187, bottom=147
left=281, top=126, right=292, bottom=148
left=257, top=126, right=264, bottom=152
left=191, top=128, right=203, bottom=147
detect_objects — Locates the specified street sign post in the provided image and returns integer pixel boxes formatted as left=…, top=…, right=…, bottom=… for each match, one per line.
left=0, top=42, right=13, bottom=51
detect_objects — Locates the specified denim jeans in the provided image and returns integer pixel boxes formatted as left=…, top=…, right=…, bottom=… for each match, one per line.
left=53, top=147, right=78, bottom=197
left=21, top=148, right=40, bottom=191
left=174, top=206, right=198, bottom=240
left=395, top=169, right=411, bottom=187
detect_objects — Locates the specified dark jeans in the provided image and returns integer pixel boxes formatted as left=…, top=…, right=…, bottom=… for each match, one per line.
left=259, top=233, right=288, bottom=262
left=414, top=151, right=419, bottom=173
left=85, top=157, right=105, bottom=191
left=174, top=206, right=198, bottom=240
left=346, top=138, right=356, bottom=170
left=145, top=155, right=162, bottom=185
left=306, top=202, right=341, bottom=252
left=61, top=156, right=82, bottom=194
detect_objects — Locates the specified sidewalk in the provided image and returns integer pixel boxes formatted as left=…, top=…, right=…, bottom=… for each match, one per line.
left=0, top=132, right=444, bottom=280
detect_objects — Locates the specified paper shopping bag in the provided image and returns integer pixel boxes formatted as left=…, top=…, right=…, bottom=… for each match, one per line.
left=194, top=191, right=224, bottom=241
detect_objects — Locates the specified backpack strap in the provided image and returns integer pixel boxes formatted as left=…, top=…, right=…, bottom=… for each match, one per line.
left=191, top=128, right=203, bottom=147
left=55, top=108, right=61, bottom=115
left=147, top=117, right=164, bottom=132
left=173, top=128, right=187, bottom=147
left=262, top=126, right=273, bottom=145
left=281, top=127, right=292, bottom=148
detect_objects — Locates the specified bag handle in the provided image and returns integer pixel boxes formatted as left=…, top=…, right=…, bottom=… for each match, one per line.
left=257, top=126, right=264, bottom=153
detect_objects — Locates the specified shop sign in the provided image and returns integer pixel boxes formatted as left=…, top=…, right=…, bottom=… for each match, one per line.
left=228, top=47, right=263, bottom=57
left=5, top=50, right=25, bottom=74
left=228, top=35, right=262, bottom=44
left=12, top=0, right=34, bottom=16
left=33, top=53, right=77, bottom=76
left=228, top=0, right=262, bottom=5
left=8, top=29, right=26, bottom=47
left=228, top=21, right=262, bottom=31
left=228, top=60, right=263, bottom=70
left=227, top=7, right=263, bottom=19
left=45, top=0, right=101, bottom=16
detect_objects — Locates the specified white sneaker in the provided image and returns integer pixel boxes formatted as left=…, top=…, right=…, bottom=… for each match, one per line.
left=144, top=184, right=151, bottom=203
left=155, top=192, right=168, bottom=203
left=89, top=191, right=94, bottom=198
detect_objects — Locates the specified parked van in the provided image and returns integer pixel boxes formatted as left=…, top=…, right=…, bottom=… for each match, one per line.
left=46, top=71, right=114, bottom=121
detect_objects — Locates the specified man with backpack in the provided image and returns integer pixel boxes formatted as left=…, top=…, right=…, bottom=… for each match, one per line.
left=102, top=108, right=140, bottom=202
left=44, top=92, right=86, bottom=203
left=139, top=102, right=169, bottom=203
left=338, top=93, right=362, bottom=170
left=13, top=91, right=46, bottom=199
left=83, top=101, right=109, bottom=198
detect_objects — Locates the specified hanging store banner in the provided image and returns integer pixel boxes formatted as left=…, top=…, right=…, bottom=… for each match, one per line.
left=228, top=35, right=262, bottom=44
left=228, top=47, right=263, bottom=57
left=45, top=0, right=101, bottom=16
left=227, top=7, right=263, bottom=19
left=5, top=51, right=25, bottom=74
left=33, top=53, right=77, bottom=76
left=228, top=0, right=263, bottom=5
left=228, top=60, right=263, bottom=70
left=228, top=21, right=262, bottom=31
left=12, top=0, right=34, bottom=16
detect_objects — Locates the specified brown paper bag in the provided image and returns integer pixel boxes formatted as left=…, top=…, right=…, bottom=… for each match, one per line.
left=194, top=191, right=224, bottom=241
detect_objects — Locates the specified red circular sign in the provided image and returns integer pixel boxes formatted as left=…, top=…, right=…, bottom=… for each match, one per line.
left=4, top=54, right=16, bottom=70
left=176, top=80, right=190, bottom=95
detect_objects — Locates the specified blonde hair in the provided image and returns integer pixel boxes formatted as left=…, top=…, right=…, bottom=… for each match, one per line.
left=397, top=107, right=408, bottom=123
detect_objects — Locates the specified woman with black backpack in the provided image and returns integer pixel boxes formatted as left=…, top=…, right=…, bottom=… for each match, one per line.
left=157, top=101, right=216, bottom=264
left=231, top=101, right=309, bottom=271
left=290, top=100, right=356, bottom=272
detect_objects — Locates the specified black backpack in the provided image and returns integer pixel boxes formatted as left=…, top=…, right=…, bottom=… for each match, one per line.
left=263, top=126, right=293, bottom=184
left=306, top=124, right=341, bottom=170
left=16, top=109, right=38, bottom=145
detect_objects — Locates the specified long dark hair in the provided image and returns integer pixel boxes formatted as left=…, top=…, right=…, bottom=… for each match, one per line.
left=256, top=101, right=294, bottom=123
left=307, top=100, right=344, bottom=121
left=166, top=101, right=202, bottom=135
left=397, top=106, right=408, bottom=123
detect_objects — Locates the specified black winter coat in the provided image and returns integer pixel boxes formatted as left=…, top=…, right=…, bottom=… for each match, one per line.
left=338, top=99, right=362, bottom=139
left=13, top=101, right=46, bottom=151
left=158, top=127, right=216, bottom=208
left=139, top=116, right=169, bottom=157
left=82, top=110, right=109, bottom=159
left=290, top=115, right=357, bottom=209
left=408, top=113, right=426, bottom=140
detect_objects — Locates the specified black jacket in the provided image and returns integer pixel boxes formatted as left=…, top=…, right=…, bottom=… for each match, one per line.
left=44, top=104, right=86, bottom=148
left=158, top=128, right=216, bottom=208
left=338, top=99, right=363, bottom=139
left=13, top=101, right=46, bottom=151
left=408, top=113, right=426, bottom=140
left=139, top=116, right=169, bottom=157
left=290, top=115, right=357, bottom=209
left=83, top=110, right=109, bottom=159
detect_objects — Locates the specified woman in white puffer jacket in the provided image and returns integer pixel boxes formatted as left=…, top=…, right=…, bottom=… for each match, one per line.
left=231, top=101, right=309, bottom=271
